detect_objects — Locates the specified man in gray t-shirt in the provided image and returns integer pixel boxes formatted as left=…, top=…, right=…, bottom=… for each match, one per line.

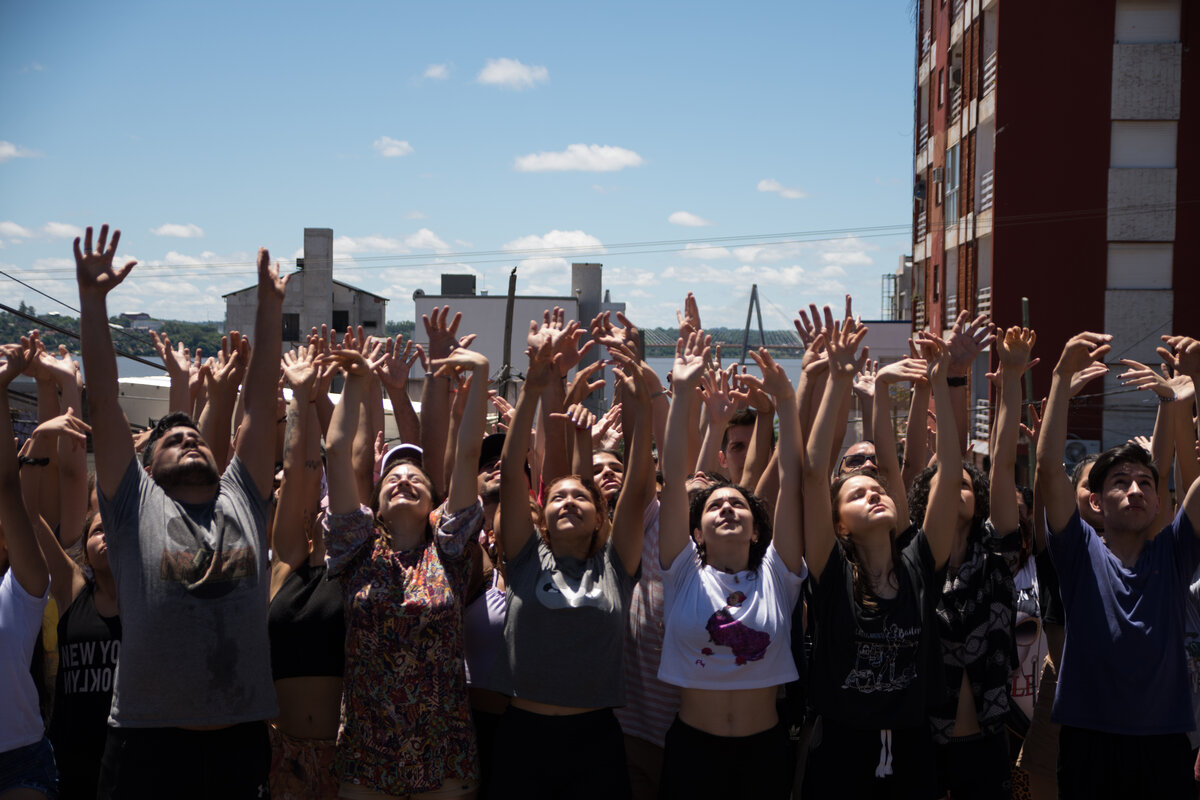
left=76, top=225, right=288, bottom=799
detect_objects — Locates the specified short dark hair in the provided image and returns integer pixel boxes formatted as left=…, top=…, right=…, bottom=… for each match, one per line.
left=720, top=408, right=758, bottom=452
left=1070, top=453, right=1100, bottom=489
left=687, top=482, right=772, bottom=571
left=141, top=412, right=201, bottom=468
left=1088, top=442, right=1158, bottom=494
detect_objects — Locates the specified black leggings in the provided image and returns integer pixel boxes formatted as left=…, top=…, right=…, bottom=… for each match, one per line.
left=660, top=716, right=791, bottom=800
left=488, top=706, right=630, bottom=800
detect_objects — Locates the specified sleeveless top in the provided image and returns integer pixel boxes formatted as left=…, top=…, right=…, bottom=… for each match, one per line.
left=47, top=581, right=121, bottom=799
left=464, top=570, right=506, bottom=688
left=268, top=563, right=346, bottom=680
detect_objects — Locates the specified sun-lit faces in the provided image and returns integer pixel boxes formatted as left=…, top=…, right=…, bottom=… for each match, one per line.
left=1092, top=463, right=1159, bottom=534
left=379, top=463, right=434, bottom=521
left=593, top=453, right=624, bottom=502
left=835, top=474, right=897, bottom=536
left=697, top=486, right=756, bottom=546
left=544, top=477, right=600, bottom=537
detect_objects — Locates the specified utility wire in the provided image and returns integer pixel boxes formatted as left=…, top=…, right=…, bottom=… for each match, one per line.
left=0, top=302, right=165, bottom=371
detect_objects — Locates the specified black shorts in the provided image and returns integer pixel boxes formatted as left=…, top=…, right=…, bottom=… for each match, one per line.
left=935, top=730, right=1010, bottom=800
left=489, top=706, right=629, bottom=800
left=1058, top=725, right=1194, bottom=800
left=802, top=717, right=939, bottom=799
left=660, top=715, right=791, bottom=800
left=96, top=721, right=269, bottom=800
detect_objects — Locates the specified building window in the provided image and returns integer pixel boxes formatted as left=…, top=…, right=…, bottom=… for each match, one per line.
left=944, top=144, right=960, bottom=225
left=332, top=310, right=350, bottom=332
left=282, top=313, right=299, bottom=341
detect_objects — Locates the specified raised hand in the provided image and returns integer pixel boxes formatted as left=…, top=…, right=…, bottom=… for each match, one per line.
left=489, top=391, right=516, bottom=432
left=852, top=358, right=878, bottom=401
left=430, top=345, right=490, bottom=377
left=316, top=347, right=382, bottom=378
left=671, top=329, right=710, bottom=389
left=676, top=292, right=702, bottom=338
left=745, top=347, right=795, bottom=404
left=205, top=331, right=250, bottom=398
left=550, top=402, right=598, bottom=432
left=151, top=331, right=194, bottom=381
left=916, top=331, right=952, bottom=382
left=543, top=307, right=594, bottom=376
left=0, top=337, right=36, bottom=388
left=423, top=305, right=466, bottom=360
left=565, top=360, right=606, bottom=407
left=281, top=345, right=318, bottom=394
left=1118, top=358, right=1176, bottom=399
left=1158, top=336, right=1200, bottom=379
left=1054, top=332, right=1112, bottom=377
left=998, top=326, right=1036, bottom=369
left=374, top=333, right=424, bottom=391
left=523, top=321, right=559, bottom=387
left=699, top=366, right=736, bottom=427
left=30, top=411, right=91, bottom=449
left=946, top=310, right=996, bottom=372
left=824, top=306, right=869, bottom=378
left=876, top=357, right=929, bottom=387
left=75, top=224, right=136, bottom=297
left=257, top=248, right=289, bottom=300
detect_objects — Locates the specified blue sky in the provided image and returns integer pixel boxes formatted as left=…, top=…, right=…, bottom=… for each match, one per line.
left=1, top=1, right=916, bottom=330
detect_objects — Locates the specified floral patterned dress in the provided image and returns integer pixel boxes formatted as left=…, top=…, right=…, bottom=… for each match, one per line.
left=323, top=501, right=482, bottom=795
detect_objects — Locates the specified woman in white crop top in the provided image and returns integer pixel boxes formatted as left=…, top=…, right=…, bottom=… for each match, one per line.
left=657, top=331, right=806, bottom=800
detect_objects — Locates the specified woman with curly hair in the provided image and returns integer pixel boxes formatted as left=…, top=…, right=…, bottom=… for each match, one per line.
left=487, top=321, right=655, bottom=800
left=655, top=333, right=805, bottom=800
left=904, top=327, right=1032, bottom=799
left=802, top=316, right=960, bottom=798
left=320, top=343, right=490, bottom=800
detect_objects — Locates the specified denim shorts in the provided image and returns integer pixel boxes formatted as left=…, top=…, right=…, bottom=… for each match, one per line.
left=0, top=736, right=59, bottom=800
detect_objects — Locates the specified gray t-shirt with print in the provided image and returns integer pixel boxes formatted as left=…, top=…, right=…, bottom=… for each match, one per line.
left=489, top=534, right=638, bottom=708
left=98, top=455, right=277, bottom=727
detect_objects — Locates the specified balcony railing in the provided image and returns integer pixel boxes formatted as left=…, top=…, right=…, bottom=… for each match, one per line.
left=983, top=50, right=998, bottom=95
left=950, top=86, right=962, bottom=123
left=945, top=295, right=958, bottom=324
left=915, top=300, right=927, bottom=329
left=918, top=122, right=929, bottom=153
left=977, top=285, right=992, bottom=317
left=922, top=29, right=931, bottom=56
left=979, top=169, right=994, bottom=211
left=952, top=0, right=964, bottom=19
left=916, top=209, right=927, bottom=242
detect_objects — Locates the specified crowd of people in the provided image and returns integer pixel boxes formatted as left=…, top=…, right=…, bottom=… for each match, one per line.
left=1, top=224, right=1199, bottom=799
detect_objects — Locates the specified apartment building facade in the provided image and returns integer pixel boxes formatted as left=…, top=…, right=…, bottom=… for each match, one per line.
left=912, top=0, right=1197, bottom=451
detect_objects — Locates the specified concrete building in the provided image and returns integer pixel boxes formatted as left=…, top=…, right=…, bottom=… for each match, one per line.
left=912, top=0, right=1196, bottom=454
left=412, top=263, right=625, bottom=407
left=224, top=228, right=387, bottom=351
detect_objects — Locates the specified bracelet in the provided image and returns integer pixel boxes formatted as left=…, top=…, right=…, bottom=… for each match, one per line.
left=18, top=456, right=50, bottom=467
left=947, top=375, right=968, bottom=387
left=1160, top=393, right=1177, bottom=404
left=650, top=390, right=668, bottom=399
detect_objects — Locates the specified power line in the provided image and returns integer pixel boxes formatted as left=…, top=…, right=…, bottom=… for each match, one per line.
left=0, top=302, right=166, bottom=371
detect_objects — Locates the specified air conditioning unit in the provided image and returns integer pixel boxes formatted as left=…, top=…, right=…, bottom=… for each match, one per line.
left=932, top=166, right=945, bottom=183
left=1064, top=439, right=1102, bottom=469
left=950, top=66, right=962, bottom=87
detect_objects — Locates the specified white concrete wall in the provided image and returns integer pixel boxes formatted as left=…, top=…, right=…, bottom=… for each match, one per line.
left=1111, top=43, right=1182, bottom=119
left=1107, top=168, right=1177, bottom=240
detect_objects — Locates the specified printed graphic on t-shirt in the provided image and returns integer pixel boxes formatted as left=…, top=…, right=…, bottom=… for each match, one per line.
left=159, top=508, right=257, bottom=597
left=536, top=566, right=606, bottom=610
left=704, top=590, right=771, bottom=666
left=842, top=623, right=920, bottom=693
left=57, top=638, right=120, bottom=695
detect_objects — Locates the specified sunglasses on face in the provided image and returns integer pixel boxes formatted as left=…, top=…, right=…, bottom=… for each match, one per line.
left=842, top=453, right=878, bottom=469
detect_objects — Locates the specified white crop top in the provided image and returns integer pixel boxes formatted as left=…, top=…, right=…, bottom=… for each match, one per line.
left=658, top=538, right=805, bottom=691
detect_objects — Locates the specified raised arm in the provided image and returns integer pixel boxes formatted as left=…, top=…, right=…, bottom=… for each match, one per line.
left=151, top=331, right=195, bottom=415
left=374, top=333, right=423, bottom=445
left=1036, top=333, right=1113, bottom=531
left=20, top=413, right=91, bottom=611
left=944, top=311, right=996, bottom=456
left=748, top=348, right=803, bottom=574
left=696, top=367, right=737, bottom=477
left=918, top=333, right=960, bottom=569
left=274, top=346, right=320, bottom=569
left=874, top=357, right=929, bottom=526
left=421, top=307, right=472, bottom=500
left=1, top=339, right=49, bottom=597
left=431, top=348, right=491, bottom=513
left=990, top=327, right=1036, bottom=537
left=235, top=249, right=289, bottom=497
left=1118, top=357, right=1178, bottom=530
left=75, top=225, right=138, bottom=499
left=659, top=331, right=710, bottom=569
left=608, top=344, right=655, bottom=575
left=199, top=332, right=248, bottom=473
left=498, top=326, right=557, bottom=561
left=1158, top=336, right=1200, bottom=528
left=320, top=350, right=379, bottom=516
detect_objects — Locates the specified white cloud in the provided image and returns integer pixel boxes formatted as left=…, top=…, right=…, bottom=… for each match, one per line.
left=668, top=211, right=712, bottom=227
left=0, top=221, right=34, bottom=238
left=43, top=222, right=83, bottom=239
left=423, top=63, right=449, bottom=80
left=373, top=137, right=414, bottom=158
left=502, top=230, right=605, bottom=283
left=602, top=266, right=660, bottom=288
left=679, top=243, right=732, bottom=260
left=151, top=222, right=204, bottom=238
left=405, top=210, right=427, bottom=220
left=335, top=235, right=409, bottom=255
left=0, top=141, right=40, bottom=162
left=476, top=57, right=548, bottom=90
left=404, top=228, right=450, bottom=252
left=20, top=63, right=45, bottom=73
left=514, top=144, right=644, bottom=173
left=757, top=178, right=807, bottom=200
left=503, top=229, right=605, bottom=257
